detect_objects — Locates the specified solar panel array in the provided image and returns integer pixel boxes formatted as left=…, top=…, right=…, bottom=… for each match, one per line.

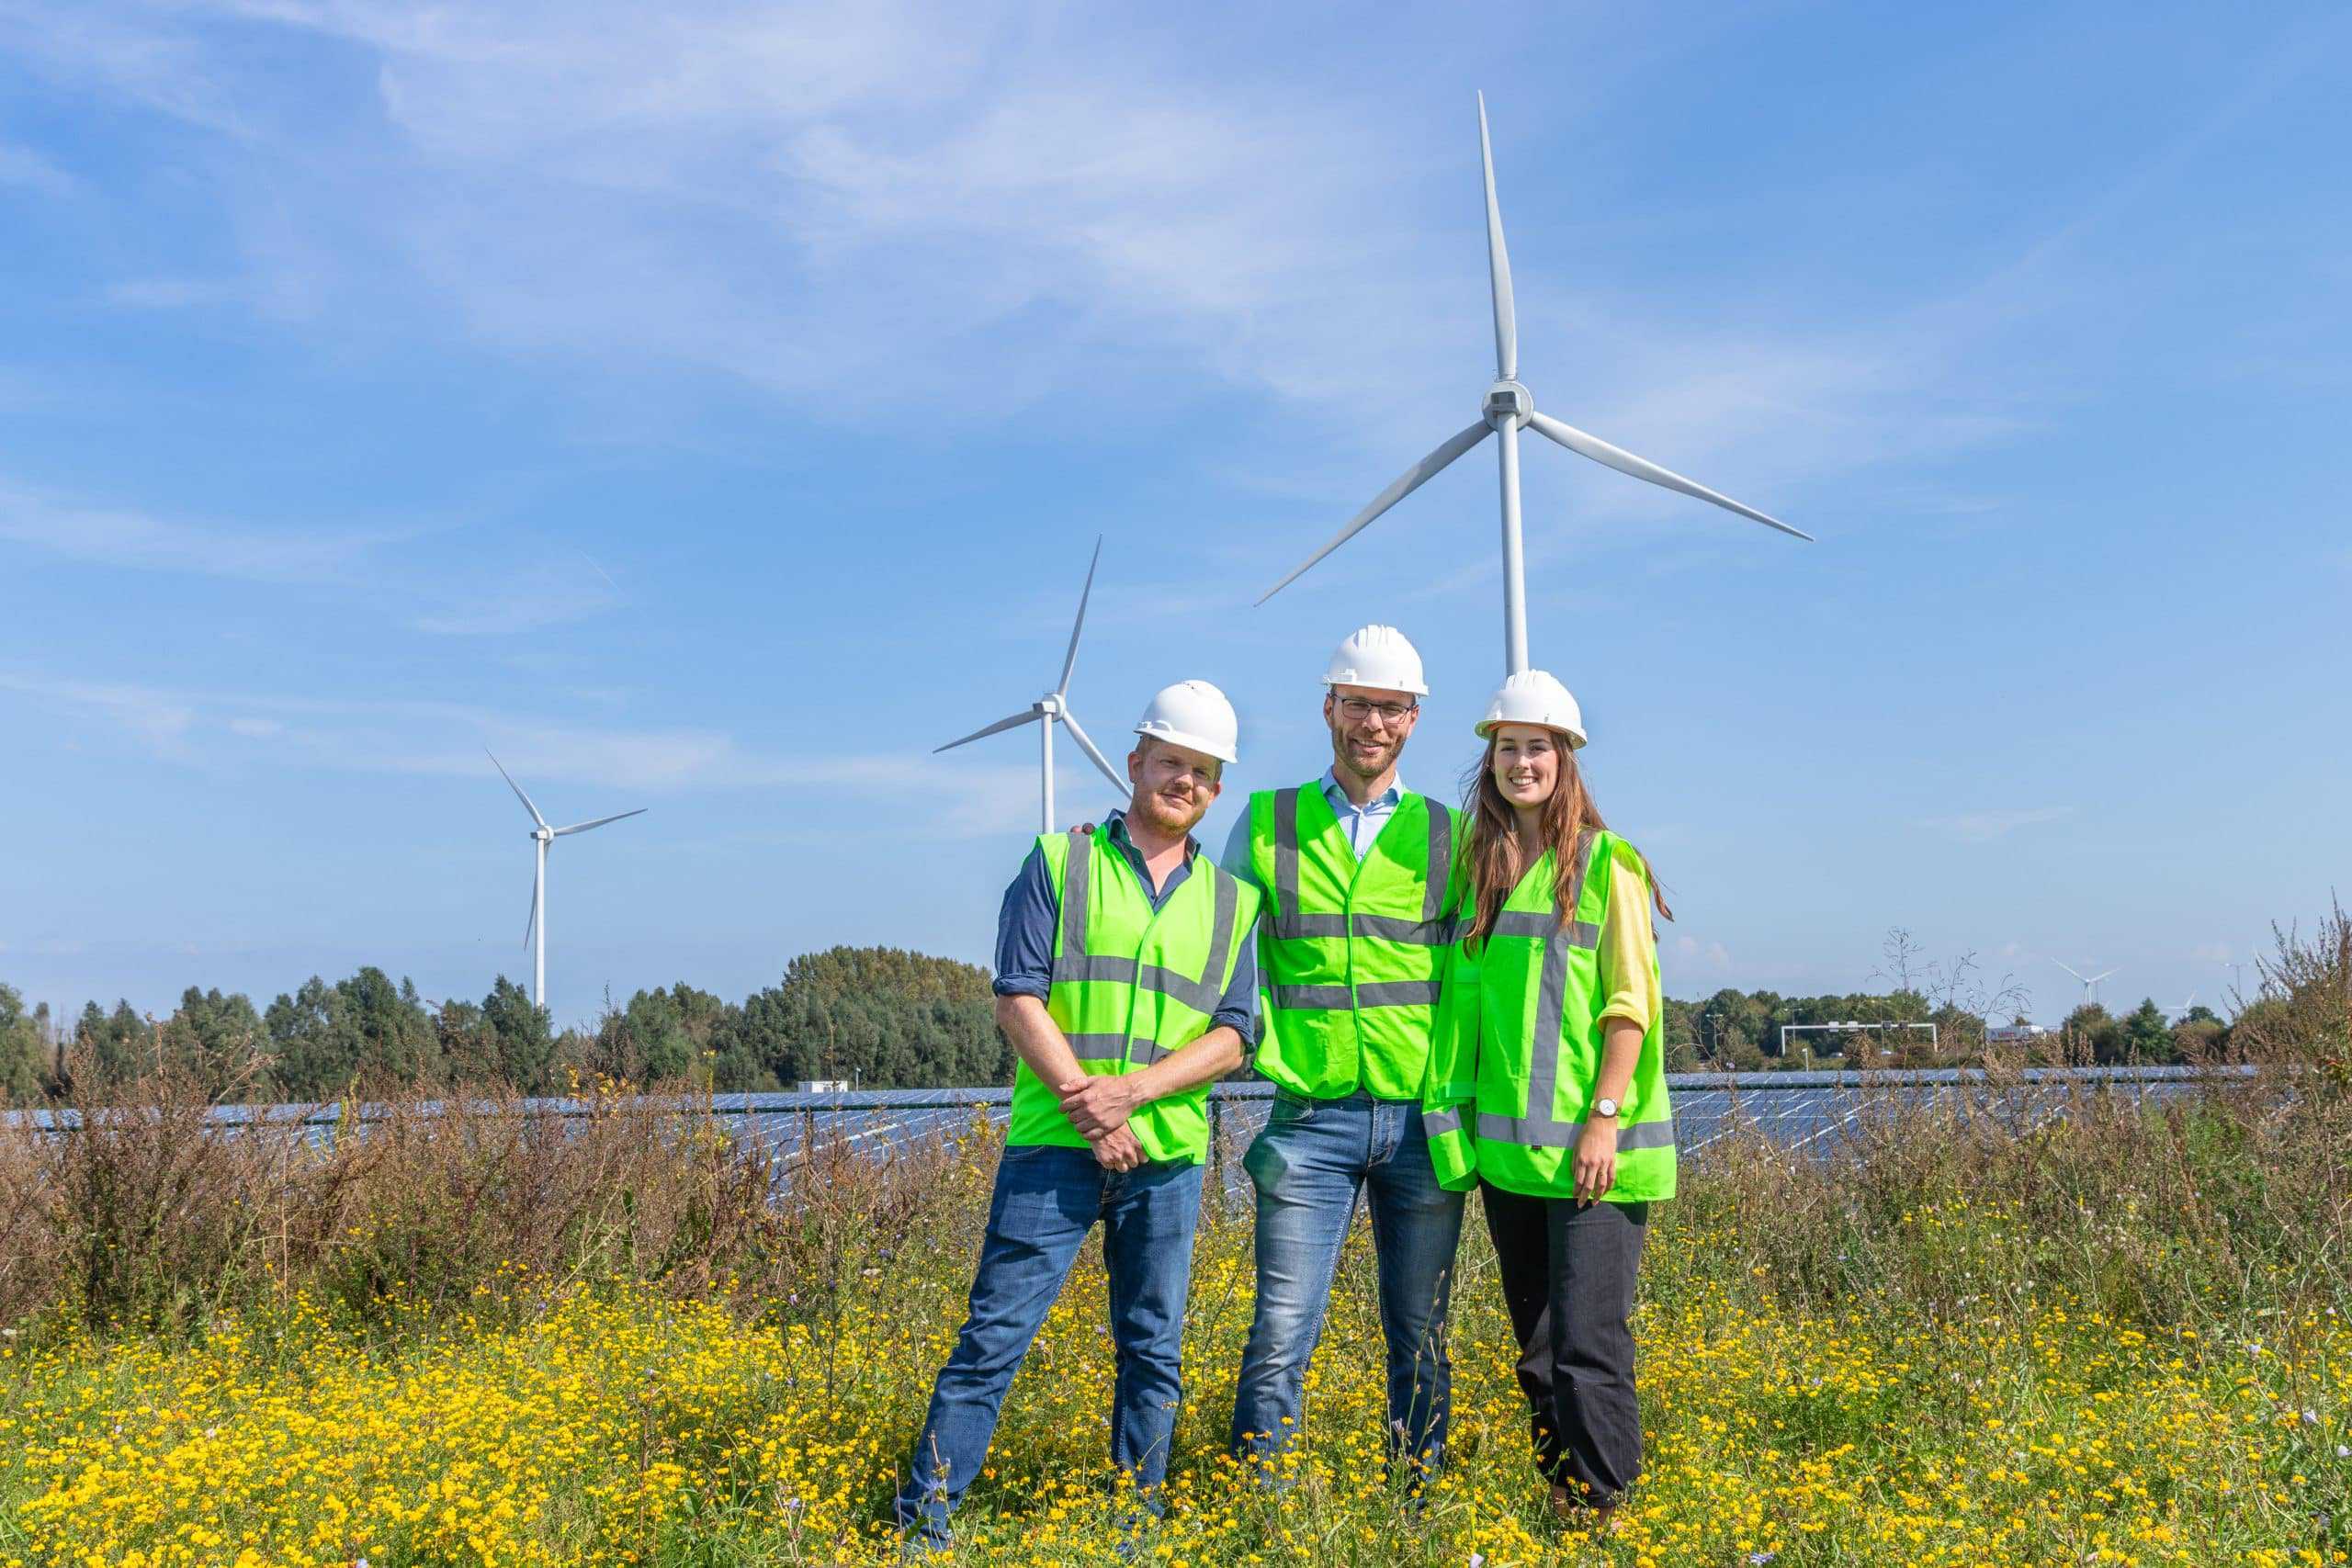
left=6, top=1066, right=2245, bottom=1203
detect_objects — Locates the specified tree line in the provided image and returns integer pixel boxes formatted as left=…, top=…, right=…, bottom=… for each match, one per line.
left=1664, top=988, right=2229, bottom=1070
left=2, top=931, right=2246, bottom=1106
left=0, top=946, right=1010, bottom=1105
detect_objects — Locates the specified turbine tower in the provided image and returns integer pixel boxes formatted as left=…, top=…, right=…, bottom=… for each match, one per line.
left=1260, top=93, right=1811, bottom=674
left=935, top=536, right=1129, bottom=831
left=2050, top=958, right=2117, bottom=1010
left=488, top=750, right=646, bottom=1017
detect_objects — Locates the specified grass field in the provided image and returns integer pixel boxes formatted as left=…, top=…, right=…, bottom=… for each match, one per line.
left=3, top=918, right=2347, bottom=1565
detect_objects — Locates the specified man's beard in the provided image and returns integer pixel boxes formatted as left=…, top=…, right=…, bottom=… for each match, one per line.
left=1132, top=788, right=1206, bottom=836
left=1332, top=728, right=1400, bottom=781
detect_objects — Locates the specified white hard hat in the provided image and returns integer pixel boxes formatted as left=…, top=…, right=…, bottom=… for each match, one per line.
left=1322, top=624, right=1428, bottom=696
left=1476, top=670, right=1587, bottom=750
left=1134, top=679, right=1239, bottom=765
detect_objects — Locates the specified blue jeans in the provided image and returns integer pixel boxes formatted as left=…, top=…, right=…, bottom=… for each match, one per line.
left=895, top=1143, right=1204, bottom=1549
left=1227, top=1090, right=1466, bottom=1473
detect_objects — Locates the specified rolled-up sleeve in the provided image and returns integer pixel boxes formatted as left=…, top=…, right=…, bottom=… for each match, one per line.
left=991, top=842, right=1057, bottom=1001
left=1597, top=853, right=1661, bottom=1032
left=1212, top=912, right=1261, bottom=1045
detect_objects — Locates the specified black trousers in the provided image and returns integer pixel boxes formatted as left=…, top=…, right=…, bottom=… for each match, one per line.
left=1480, top=1180, right=1648, bottom=1507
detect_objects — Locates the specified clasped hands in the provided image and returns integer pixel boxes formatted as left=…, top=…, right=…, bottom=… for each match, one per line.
left=1057, top=1074, right=1148, bottom=1172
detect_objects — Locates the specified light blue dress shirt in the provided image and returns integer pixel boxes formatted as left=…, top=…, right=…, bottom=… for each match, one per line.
left=1219, top=766, right=1408, bottom=878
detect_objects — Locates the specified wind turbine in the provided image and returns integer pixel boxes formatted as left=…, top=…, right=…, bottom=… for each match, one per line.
left=2050, top=958, right=2117, bottom=1010
left=2164, top=990, right=2200, bottom=1021
left=1259, top=93, right=1811, bottom=675
left=487, top=750, right=647, bottom=1017
left=935, top=536, right=1129, bottom=831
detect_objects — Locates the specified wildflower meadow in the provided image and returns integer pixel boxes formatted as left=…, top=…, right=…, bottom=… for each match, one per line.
left=3, top=921, right=2347, bottom=1566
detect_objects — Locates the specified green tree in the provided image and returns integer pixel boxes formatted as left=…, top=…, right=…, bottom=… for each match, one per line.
left=76, top=999, right=155, bottom=1088
left=157, top=987, right=266, bottom=1099
left=2119, top=998, right=2177, bottom=1063
left=726, top=946, right=1002, bottom=1089
left=593, top=984, right=735, bottom=1085
left=480, top=976, right=557, bottom=1092
left=2061, top=1002, right=2123, bottom=1063
left=0, top=983, right=50, bottom=1104
left=264, top=968, right=438, bottom=1099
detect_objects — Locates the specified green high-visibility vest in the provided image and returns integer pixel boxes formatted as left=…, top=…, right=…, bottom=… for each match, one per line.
left=1247, top=784, right=1465, bottom=1101
left=1010, top=825, right=1262, bottom=1164
left=1424, top=829, right=1676, bottom=1203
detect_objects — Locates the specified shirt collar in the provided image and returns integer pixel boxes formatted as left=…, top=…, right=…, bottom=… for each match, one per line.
left=1104, top=807, right=1198, bottom=861
left=1319, top=765, right=1405, bottom=813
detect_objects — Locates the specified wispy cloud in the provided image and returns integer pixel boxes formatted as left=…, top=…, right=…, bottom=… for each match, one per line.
left=0, top=0, right=2003, bottom=499
left=0, top=475, right=628, bottom=636
left=0, top=480, right=385, bottom=583
left=1921, top=806, right=2074, bottom=843
left=0, top=669, right=1053, bottom=837
left=0, top=141, right=73, bottom=192
left=101, top=276, right=244, bottom=310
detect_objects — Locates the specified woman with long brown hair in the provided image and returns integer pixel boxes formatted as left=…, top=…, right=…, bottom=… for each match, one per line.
left=1421, top=669, right=1675, bottom=1530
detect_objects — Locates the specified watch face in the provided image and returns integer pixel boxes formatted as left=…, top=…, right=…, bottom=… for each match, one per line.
left=1595, top=1098, right=1618, bottom=1118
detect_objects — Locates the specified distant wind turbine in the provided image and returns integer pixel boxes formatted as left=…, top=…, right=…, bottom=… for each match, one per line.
left=2050, top=958, right=2118, bottom=1009
left=2164, top=990, right=2200, bottom=1021
left=1258, top=92, right=1811, bottom=675
left=487, top=750, right=646, bottom=1017
left=935, top=536, right=1128, bottom=831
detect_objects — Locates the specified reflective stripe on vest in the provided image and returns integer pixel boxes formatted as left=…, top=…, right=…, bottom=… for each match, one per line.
left=1268, top=785, right=1455, bottom=948
left=1249, top=785, right=1459, bottom=1100
left=1049, top=833, right=1242, bottom=1036
left=1467, top=829, right=1677, bottom=1200
left=1014, top=827, right=1259, bottom=1161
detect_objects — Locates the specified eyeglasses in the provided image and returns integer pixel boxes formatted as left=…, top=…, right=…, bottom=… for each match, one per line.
left=1337, top=697, right=1418, bottom=724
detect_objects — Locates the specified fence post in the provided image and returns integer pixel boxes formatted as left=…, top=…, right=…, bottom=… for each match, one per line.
left=1209, top=1095, right=1225, bottom=1204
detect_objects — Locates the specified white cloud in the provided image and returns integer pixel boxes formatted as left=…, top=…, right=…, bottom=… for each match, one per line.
left=0, top=479, right=386, bottom=583
left=0, top=0, right=2023, bottom=502
left=0, top=141, right=73, bottom=192
left=0, top=668, right=1049, bottom=836
left=1920, top=806, right=2074, bottom=843
left=101, top=276, right=243, bottom=310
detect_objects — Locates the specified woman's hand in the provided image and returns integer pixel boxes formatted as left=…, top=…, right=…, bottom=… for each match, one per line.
left=1572, top=1119, right=1619, bottom=1203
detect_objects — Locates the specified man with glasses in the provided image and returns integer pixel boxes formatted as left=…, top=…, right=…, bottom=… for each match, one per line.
left=1220, top=625, right=1467, bottom=1482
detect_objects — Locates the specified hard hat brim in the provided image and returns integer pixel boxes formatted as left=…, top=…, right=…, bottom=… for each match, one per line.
left=1133, top=726, right=1238, bottom=766
left=1475, top=716, right=1587, bottom=750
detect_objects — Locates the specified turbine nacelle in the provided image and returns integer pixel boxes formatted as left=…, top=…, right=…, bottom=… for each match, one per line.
left=934, top=536, right=1128, bottom=833
left=1483, top=379, right=1533, bottom=428
left=1256, top=92, right=1809, bottom=675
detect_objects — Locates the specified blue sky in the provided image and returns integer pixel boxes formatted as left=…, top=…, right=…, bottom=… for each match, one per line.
left=3, top=1, right=2346, bottom=1030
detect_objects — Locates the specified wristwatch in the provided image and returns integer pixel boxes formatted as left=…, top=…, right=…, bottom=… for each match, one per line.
left=1592, top=1097, right=1620, bottom=1120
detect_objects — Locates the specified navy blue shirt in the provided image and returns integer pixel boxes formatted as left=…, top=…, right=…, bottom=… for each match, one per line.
left=993, top=809, right=1259, bottom=1043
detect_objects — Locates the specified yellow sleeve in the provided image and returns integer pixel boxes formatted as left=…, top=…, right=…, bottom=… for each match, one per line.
left=1598, top=852, right=1659, bottom=1033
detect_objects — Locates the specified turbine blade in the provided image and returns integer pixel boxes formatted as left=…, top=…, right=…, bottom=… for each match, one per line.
left=2089, top=969, right=2117, bottom=983
left=1526, top=412, right=1814, bottom=541
left=487, top=749, right=549, bottom=829
left=934, top=709, right=1040, bottom=753
left=1257, top=422, right=1492, bottom=604
left=1057, top=710, right=1129, bottom=796
left=1477, top=91, right=1517, bottom=382
left=2050, top=958, right=2086, bottom=982
left=553, top=807, right=648, bottom=837
left=523, top=874, right=537, bottom=953
left=1057, top=536, right=1103, bottom=697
